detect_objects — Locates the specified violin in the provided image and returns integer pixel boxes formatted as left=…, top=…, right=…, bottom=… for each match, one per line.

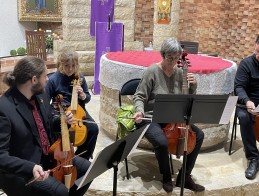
left=48, top=94, right=77, bottom=189
left=66, top=74, right=87, bottom=146
left=162, top=51, right=196, bottom=158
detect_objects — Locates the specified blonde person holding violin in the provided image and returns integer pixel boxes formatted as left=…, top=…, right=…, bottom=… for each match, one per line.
left=234, top=35, right=259, bottom=180
left=45, top=49, right=99, bottom=160
left=133, top=38, right=205, bottom=193
left=0, top=56, right=91, bottom=196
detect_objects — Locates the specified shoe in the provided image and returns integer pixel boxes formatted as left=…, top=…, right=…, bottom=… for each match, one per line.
left=176, top=173, right=205, bottom=192
left=245, top=159, right=259, bottom=179
left=162, top=180, right=173, bottom=192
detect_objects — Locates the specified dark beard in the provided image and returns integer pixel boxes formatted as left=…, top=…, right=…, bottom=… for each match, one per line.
left=31, top=82, right=44, bottom=95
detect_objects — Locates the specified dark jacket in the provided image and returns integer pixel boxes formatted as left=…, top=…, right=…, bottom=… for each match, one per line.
left=234, top=54, right=259, bottom=105
left=0, top=87, right=53, bottom=180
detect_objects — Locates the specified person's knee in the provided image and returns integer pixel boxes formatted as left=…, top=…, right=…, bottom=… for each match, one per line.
left=191, top=125, right=204, bottom=141
left=54, top=183, right=69, bottom=196
left=198, top=130, right=204, bottom=140
left=87, top=125, right=99, bottom=136
left=155, top=137, right=168, bottom=150
left=237, top=110, right=250, bottom=124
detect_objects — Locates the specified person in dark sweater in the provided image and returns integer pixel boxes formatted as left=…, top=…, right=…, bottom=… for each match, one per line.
left=132, top=38, right=205, bottom=193
left=234, top=34, right=259, bottom=180
left=45, top=49, right=99, bottom=160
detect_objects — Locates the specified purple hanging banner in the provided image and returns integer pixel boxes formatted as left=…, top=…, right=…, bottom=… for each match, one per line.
left=94, top=22, right=124, bottom=94
left=90, top=0, right=115, bottom=36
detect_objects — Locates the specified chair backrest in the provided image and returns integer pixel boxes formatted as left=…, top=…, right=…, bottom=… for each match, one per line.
left=180, top=41, right=199, bottom=54
left=119, top=78, right=141, bottom=106
left=25, top=30, right=47, bottom=61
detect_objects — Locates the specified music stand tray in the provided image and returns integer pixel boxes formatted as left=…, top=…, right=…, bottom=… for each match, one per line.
left=152, top=94, right=237, bottom=125
left=152, top=94, right=237, bottom=196
left=75, top=124, right=149, bottom=192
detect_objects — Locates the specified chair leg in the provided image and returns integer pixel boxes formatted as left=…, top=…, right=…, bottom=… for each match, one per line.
left=234, top=121, right=237, bottom=140
left=124, top=157, right=130, bottom=179
left=169, top=154, right=174, bottom=175
left=229, top=112, right=237, bottom=155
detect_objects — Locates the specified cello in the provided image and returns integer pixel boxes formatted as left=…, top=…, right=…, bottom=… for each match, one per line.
left=66, top=74, right=87, bottom=146
left=48, top=94, right=77, bottom=189
left=237, top=103, right=259, bottom=141
left=162, top=51, right=196, bottom=158
left=254, top=116, right=259, bottom=141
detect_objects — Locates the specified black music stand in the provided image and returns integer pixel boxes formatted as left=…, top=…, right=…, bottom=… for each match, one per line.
left=152, top=94, right=237, bottom=195
left=75, top=124, right=149, bottom=196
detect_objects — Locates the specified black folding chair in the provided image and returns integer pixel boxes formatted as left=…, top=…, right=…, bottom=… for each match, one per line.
left=229, top=109, right=238, bottom=155
left=180, top=41, right=199, bottom=54
left=116, top=79, right=141, bottom=179
left=117, top=78, right=174, bottom=179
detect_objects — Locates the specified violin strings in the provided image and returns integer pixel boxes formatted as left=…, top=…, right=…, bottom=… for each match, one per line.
left=50, top=150, right=87, bottom=172
left=25, top=150, right=87, bottom=186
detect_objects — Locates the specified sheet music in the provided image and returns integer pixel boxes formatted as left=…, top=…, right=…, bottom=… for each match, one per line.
left=76, top=124, right=149, bottom=190
left=128, top=124, right=149, bottom=155
left=219, top=96, right=238, bottom=124
left=254, top=105, right=259, bottom=113
left=76, top=151, right=101, bottom=189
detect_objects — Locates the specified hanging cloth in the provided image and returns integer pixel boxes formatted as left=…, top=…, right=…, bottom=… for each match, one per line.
left=93, top=22, right=124, bottom=94
left=90, top=0, right=115, bottom=36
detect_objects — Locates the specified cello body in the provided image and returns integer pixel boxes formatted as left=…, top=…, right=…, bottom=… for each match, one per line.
left=163, top=51, right=196, bottom=158
left=254, top=115, right=259, bottom=141
left=163, top=123, right=196, bottom=158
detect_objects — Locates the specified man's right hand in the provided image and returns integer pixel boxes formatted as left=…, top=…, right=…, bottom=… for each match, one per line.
left=32, top=165, right=49, bottom=182
left=246, top=100, right=257, bottom=115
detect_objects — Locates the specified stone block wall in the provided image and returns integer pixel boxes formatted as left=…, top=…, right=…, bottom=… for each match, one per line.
left=178, top=0, right=259, bottom=63
left=134, top=0, right=154, bottom=47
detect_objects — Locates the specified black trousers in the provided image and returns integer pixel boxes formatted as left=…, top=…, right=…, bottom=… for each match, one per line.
left=75, top=112, right=99, bottom=160
left=141, top=122, right=204, bottom=177
left=0, top=156, right=91, bottom=196
left=236, top=107, right=259, bottom=160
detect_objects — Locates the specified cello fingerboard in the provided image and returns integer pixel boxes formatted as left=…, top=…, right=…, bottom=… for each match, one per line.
left=181, top=51, right=189, bottom=95
left=182, top=64, right=189, bottom=94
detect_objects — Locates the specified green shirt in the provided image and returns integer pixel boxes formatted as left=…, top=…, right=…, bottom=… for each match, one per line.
left=133, top=64, right=197, bottom=117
